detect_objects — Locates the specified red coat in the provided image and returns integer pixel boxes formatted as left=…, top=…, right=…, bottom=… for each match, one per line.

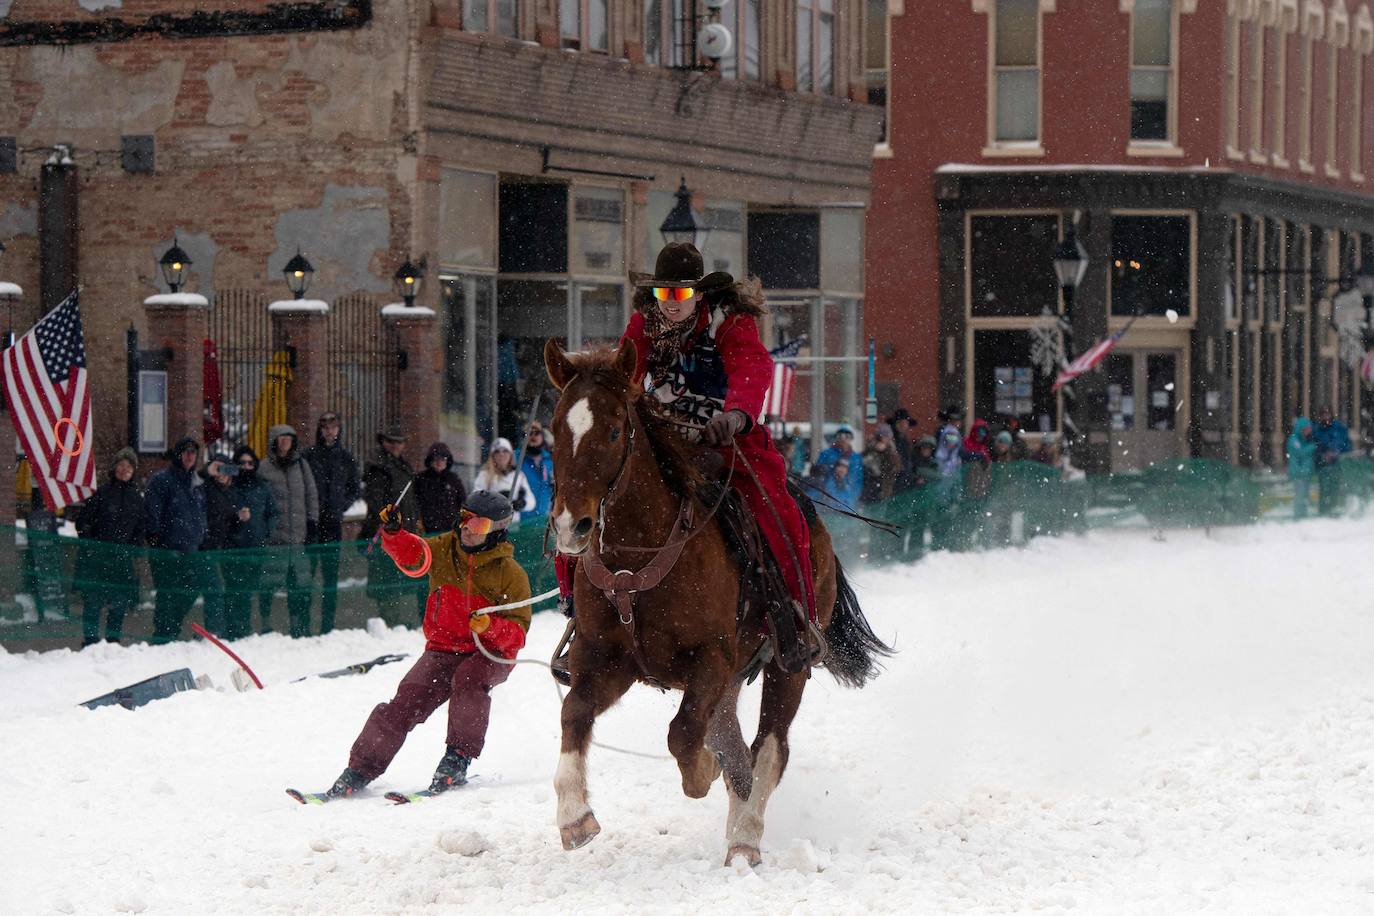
left=381, top=530, right=529, bottom=657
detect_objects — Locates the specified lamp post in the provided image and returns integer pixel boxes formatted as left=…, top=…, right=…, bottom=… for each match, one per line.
left=1052, top=222, right=1088, bottom=446
left=393, top=259, right=424, bottom=308
left=159, top=238, right=191, bottom=294
left=0, top=239, right=20, bottom=352
left=659, top=177, right=709, bottom=251
left=282, top=249, right=315, bottom=300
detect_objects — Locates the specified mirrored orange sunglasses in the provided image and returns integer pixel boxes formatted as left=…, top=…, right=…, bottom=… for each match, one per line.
left=459, top=509, right=494, bottom=537
left=652, top=286, right=695, bottom=302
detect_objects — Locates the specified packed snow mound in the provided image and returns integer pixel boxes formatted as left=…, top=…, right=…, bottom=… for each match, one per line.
left=3, top=518, right=1374, bottom=913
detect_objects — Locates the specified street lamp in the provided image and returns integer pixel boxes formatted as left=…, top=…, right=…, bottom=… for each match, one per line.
left=282, top=249, right=315, bottom=300
left=159, top=238, right=191, bottom=294
left=393, top=259, right=423, bottom=308
left=1051, top=222, right=1088, bottom=446
left=660, top=177, right=709, bottom=251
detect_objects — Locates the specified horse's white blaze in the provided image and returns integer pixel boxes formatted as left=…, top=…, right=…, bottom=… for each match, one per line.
left=725, top=733, right=782, bottom=851
left=567, top=397, right=594, bottom=456
left=554, top=750, right=591, bottom=826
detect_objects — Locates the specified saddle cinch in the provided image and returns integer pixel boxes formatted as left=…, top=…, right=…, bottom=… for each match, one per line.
left=697, top=471, right=822, bottom=680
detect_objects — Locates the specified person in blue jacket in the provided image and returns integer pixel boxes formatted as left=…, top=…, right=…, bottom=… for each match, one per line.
left=812, top=424, right=864, bottom=509
left=144, top=437, right=212, bottom=643
left=518, top=421, right=555, bottom=519
left=1286, top=417, right=1317, bottom=519
left=1312, top=406, right=1351, bottom=515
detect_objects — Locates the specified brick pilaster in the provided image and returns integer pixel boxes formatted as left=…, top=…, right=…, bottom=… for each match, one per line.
left=0, top=399, right=15, bottom=525
left=269, top=302, right=331, bottom=438
left=144, top=294, right=209, bottom=450
left=385, top=306, right=440, bottom=448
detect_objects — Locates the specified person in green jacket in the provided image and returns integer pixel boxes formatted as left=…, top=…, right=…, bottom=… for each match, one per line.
left=1286, top=417, right=1317, bottom=520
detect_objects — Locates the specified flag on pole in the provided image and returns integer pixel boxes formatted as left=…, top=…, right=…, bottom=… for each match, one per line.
left=763, top=335, right=807, bottom=418
left=1, top=291, right=96, bottom=511
left=1361, top=348, right=1374, bottom=385
left=1052, top=325, right=1130, bottom=393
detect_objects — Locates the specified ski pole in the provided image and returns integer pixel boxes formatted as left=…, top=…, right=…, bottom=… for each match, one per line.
left=366, top=476, right=415, bottom=555
left=507, top=387, right=544, bottom=511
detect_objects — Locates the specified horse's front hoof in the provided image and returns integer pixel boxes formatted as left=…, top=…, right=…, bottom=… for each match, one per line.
left=726, top=844, right=762, bottom=868
left=560, top=811, right=601, bottom=850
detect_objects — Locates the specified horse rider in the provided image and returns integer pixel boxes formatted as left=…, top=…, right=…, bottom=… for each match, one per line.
left=554, top=242, right=815, bottom=678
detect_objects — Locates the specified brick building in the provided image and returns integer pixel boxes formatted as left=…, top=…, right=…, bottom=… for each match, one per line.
left=0, top=0, right=882, bottom=520
left=867, top=0, right=1374, bottom=472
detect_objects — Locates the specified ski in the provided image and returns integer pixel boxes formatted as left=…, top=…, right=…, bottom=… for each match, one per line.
left=286, top=788, right=344, bottom=805
left=384, top=775, right=485, bottom=805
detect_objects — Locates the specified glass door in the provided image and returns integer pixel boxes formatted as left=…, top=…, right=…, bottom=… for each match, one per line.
left=1107, top=350, right=1182, bottom=471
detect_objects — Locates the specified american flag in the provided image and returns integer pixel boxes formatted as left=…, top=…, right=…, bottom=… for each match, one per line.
left=763, top=335, right=807, bottom=418
left=1052, top=326, right=1130, bottom=393
left=1, top=291, right=96, bottom=510
left=1362, top=349, right=1374, bottom=385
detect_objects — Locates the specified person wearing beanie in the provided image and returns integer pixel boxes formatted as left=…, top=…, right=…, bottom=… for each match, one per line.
left=222, top=446, right=278, bottom=640
left=297, top=491, right=532, bottom=803
left=992, top=429, right=1014, bottom=463
left=471, top=438, right=536, bottom=520
left=861, top=422, right=903, bottom=504
left=257, top=423, right=320, bottom=637
left=144, top=437, right=212, bottom=643
left=416, top=442, right=467, bottom=534
left=198, top=452, right=242, bottom=636
left=74, top=448, right=145, bottom=646
left=304, top=411, right=361, bottom=635
left=519, top=421, right=555, bottom=519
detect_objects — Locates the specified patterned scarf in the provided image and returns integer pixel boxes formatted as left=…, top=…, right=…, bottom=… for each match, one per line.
left=642, top=302, right=701, bottom=380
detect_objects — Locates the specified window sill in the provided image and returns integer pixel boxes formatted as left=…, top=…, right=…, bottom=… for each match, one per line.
left=1271, top=153, right=1291, bottom=168
left=1324, top=164, right=1342, bottom=180
left=1225, top=145, right=1245, bottom=161
left=1298, top=159, right=1315, bottom=174
left=1126, top=142, right=1186, bottom=158
left=981, top=143, right=1045, bottom=158
left=872, top=142, right=894, bottom=159
left=1249, top=150, right=1269, bottom=165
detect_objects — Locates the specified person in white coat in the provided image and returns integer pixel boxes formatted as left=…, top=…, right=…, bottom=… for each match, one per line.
left=472, top=438, right=536, bottom=520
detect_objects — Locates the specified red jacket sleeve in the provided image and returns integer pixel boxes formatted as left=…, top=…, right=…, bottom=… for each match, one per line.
left=621, top=311, right=650, bottom=385
left=717, top=315, right=773, bottom=419
left=380, top=529, right=426, bottom=570
left=477, top=614, right=527, bottom=658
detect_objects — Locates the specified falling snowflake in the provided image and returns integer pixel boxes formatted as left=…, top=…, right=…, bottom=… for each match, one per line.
left=1029, top=309, right=1063, bottom=377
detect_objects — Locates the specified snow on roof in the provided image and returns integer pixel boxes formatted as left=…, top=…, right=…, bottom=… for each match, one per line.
left=143, top=292, right=210, bottom=308
left=0, top=282, right=23, bottom=298
left=380, top=303, right=437, bottom=318
left=267, top=299, right=330, bottom=314
left=935, top=163, right=1232, bottom=175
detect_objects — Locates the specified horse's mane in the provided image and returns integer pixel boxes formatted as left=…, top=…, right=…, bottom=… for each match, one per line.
left=564, top=348, right=706, bottom=501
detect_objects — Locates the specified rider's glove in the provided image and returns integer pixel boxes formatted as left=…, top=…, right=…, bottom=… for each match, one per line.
left=703, top=409, right=751, bottom=447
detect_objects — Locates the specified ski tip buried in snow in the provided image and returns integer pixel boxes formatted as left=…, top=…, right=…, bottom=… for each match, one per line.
left=287, top=776, right=487, bottom=806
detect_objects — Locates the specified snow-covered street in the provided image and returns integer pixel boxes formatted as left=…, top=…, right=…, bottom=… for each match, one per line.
left=4, top=518, right=1374, bottom=915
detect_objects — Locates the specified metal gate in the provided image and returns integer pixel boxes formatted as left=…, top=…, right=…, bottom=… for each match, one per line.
left=327, top=294, right=399, bottom=461
left=209, top=289, right=272, bottom=455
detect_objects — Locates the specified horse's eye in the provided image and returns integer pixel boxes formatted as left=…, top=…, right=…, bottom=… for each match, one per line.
left=609, top=426, right=621, bottom=441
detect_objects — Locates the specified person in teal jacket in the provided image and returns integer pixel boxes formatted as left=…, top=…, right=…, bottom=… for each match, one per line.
left=1286, top=417, right=1317, bottom=519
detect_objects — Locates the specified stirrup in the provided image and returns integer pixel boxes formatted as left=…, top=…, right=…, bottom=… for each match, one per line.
left=550, top=617, right=576, bottom=686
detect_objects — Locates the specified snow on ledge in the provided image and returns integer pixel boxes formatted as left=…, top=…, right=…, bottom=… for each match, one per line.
left=267, top=299, right=330, bottom=314
left=380, top=303, right=437, bottom=319
left=0, top=282, right=23, bottom=298
left=143, top=292, right=209, bottom=308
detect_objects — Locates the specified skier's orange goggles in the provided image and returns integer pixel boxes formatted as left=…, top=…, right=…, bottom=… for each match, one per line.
left=652, top=286, right=695, bottom=302
left=459, top=510, right=494, bottom=536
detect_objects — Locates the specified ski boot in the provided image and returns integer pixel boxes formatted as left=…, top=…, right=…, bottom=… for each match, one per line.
left=429, top=747, right=471, bottom=793
left=326, top=767, right=371, bottom=799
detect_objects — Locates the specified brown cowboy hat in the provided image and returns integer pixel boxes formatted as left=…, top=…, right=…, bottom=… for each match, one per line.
left=630, top=242, right=705, bottom=289
left=376, top=426, right=408, bottom=444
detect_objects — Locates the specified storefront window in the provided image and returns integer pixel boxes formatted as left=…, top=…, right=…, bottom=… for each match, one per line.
left=499, top=182, right=568, bottom=274
left=573, top=186, right=624, bottom=276
left=748, top=211, right=820, bottom=289
left=439, top=169, right=497, bottom=270
left=972, top=329, right=1058, bottom=431
left=1110, top=215, right=1191, bottom=317
left=969, top=215, right=1059, bottom=317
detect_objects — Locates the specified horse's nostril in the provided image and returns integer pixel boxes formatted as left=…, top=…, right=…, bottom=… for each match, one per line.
left=573, top=517, right=593, bottom=538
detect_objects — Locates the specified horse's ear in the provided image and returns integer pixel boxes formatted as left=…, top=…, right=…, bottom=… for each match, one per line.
left=545, top=339, right=576, bottom=391
left=614, top=337, right=637, bottom=381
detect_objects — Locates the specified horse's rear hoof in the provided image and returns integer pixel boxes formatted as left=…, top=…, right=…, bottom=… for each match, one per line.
left=726, top=845, right=762, bottom=868
left=560, top=812, right=601, bottom=850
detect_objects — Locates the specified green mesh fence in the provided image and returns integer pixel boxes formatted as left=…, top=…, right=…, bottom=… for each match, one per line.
left=0, top=523, right=558, bottom=650
left=5, top=457, right=1374, bottom=649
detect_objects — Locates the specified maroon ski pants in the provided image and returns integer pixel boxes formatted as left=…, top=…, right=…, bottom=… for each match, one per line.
left=348, top=649, right=511, bottom=780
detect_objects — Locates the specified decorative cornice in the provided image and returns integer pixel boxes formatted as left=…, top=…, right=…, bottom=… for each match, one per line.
left=1354, top=3, right=1374, bottom=49
left=1301, top=0, right=1326, bottom=34
left=1278, top=0, right=1301, bottom=30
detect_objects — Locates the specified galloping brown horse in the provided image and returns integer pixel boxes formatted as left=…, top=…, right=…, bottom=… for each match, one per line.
left=544, top=338, right=891, bottom=866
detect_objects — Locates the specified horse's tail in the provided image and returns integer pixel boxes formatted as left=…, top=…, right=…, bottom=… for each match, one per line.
left=821, top=557, right=893, bottom=689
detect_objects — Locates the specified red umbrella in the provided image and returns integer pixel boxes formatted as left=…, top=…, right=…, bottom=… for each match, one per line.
left=203, top=338, right=224, bottom=444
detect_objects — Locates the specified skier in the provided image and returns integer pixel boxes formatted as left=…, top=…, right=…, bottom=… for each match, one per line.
left=294, top=491, right=531, bottom=802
